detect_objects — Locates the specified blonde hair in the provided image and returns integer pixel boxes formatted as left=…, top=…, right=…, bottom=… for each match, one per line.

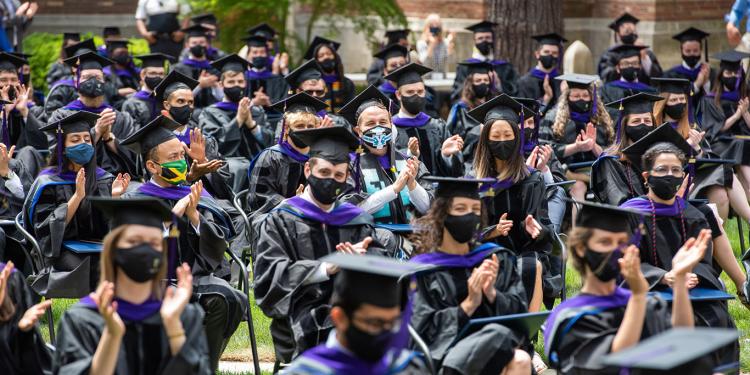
left=421, top=14, right=443, bottom=41
left=99, top=225, right=168, bottom=300
left=653, top=92, right=690, bottom=139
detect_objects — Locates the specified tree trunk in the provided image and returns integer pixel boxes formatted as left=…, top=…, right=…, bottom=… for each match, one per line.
left=489, top=0, right=563, bottom=73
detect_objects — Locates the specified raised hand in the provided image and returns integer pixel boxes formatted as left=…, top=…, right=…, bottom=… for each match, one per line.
left=95, top=109, right=116, bottom=141
left=198, top=70, right=218, bottom=89
left=480, top=254, right=499, bottom=302
left=18, top=300, right=53, bottom=332
left=405, top=157, right=419, bottom=189
left=161, top=263, right=193, bottom=326
left=686, top=129, right=705, bottom=150
left=252, top=87, right=271, bottom=107
left=495, top=213, right=513, bottom=237
left=111, top=173, right=131, bottom=198
left=186, top=159, right=223, bottom=182
left=236, top=97, right=251, bottom=126
left=91, top=282, right=125, bottom=338
left=184, top=181, right=202, bottom=227
left=441, top=134, right=464, bottom=157
left=585, top=122, right=597, bottom=142
left=619, top=245, right=648, bottom=295
left=461, top=267, right=486, bottom=316
left=335, top=236, right=373, bottom=255
left=0, top=143, right=15, bottom=178
left=0, top=261, right=13, bottom=309
left=14, top=84, right=30, bottom=117
left=524, top=215, right=542, bottom=239
left=295, top=184, right=305, bottom=196
left=182, top=128, right=207, bottom=163
left=542, top=75, right=553, bottom=104
left=320, top=115, right=334, bottom=128
left=74, top=168, right=86, bottom=199
left=672, top=229, right=711, bottom=276
left=407, top=137, right=420, bottom=158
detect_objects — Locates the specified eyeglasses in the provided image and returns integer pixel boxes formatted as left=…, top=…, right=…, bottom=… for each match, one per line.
left=304, top=89, right=326, bottom=97
left=352, top=315, right=402, bottom=333
left=651, top=166, right=684, bottom=177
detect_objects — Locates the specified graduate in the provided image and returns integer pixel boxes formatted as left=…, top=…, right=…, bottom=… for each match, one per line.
left=0, top=261, right=53, bottom=375
left=539, top=73, right=613, bottom=209
left=244, top=23, right=285, bottom=74
left=245, top=93, right=326, bottom=218
left=663, top=27, right=714, bottom=99
left=384, top=62, right=459, bottom=176
left=450, top=20, right=520, bottom=102
left=120, top=115, right=246, bottom=372
left=339, top=85, right=433, bottom=226
left=253, top=126, right=397, bottom=362
left=619, top=140, right=739, bottom=365
left=45, top=32, right=80, bottom=89
left=543, top=200, right=706, bottom=374
left=47, top=49, right=139, bottom=177
left=367, top=29, right=411, bottom=87
left=599, top=44, right=658, bottom=104
left=171, top=24, right=221, bottom=116
left=285, top=59, right=349, bottom=129
left=446, top=61, right=496, bottom=142
left=409, top=176, right=531, bottom=375
left=178, top=13, right=227, bottom=62
left=102, top=39, right=140, bottom=109
left=0, top=52, right=47, bottom=150
left=516, top=33, right=566, bottom=113
left=121, top=53, right=174, bottom=129
left=97, top=26, right=121, bottom=56
left=198, top=54, right=274, bottom=191
left=373, top=43, right=409, bottom=103
left=243, top=34, right=290, bottom=129
left=282, top=254, right=429, bottom=374
left=467, top=94, right=557, bottom=313
left=22, top=111, right=130, bottom=297
left=597, top=12, right=662, bottom=83
left=53, top=197, right=212, bottom=374
left=305, top=36, right=356, bottom=113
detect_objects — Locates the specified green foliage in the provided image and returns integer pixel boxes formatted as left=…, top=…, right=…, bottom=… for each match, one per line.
left=23, top=33, right=150, bottom=94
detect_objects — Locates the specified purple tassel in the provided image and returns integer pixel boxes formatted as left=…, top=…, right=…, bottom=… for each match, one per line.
left=518, top=110, right=525, bottom=156
left=615, top=115, right=623, bottom=144
left=277, top=101, right=288, bottom=145
left=75, top=63, right=81, bottom=89
left=685, top=153, right=696, bottom=198
left=56, top=124, right=63, bottom=173
left=0, top=106, right=8, bottom=148
left=591, top=85, right=598, bottom=119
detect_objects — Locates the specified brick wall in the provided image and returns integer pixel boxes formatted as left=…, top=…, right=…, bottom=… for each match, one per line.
left=397, top=0, right=486, bottom=19
left=35, top=0, right=136, bottom=14
left=563, top=0, right=734, bottom=21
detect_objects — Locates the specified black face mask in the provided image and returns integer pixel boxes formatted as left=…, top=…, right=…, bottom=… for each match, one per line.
left=144, top=76, right=162, bottom=91
left=113, top=243, right=163, bottom=283
left=319, top=58, right=336, bottom=72
left=189, top=45, right=206, bottom=58
left=722, top=76, right=738, bottom=91
left=539, top=54, right=558, bottom=70
left=584, top=247, right=622, bottom=282
left=429, top=27, right=441, bottom=36
left=472, top=83, right=489, bottom=98
left=476, top=41, right=492, bottom=55
left=664, top=103, right=685, bottom=120
left=112, top=53, right=130, bottom=65
left=620, top=67, right=639, bottom=82
left=223, top=86, right=244, bottom=103
left=251, top=56, right=268, bottom=69
left=569, top=99, right=591, bottom=114
left=307, top=174, right=347, bottom=205
left=288, top=131, right=306, bottom=148
left=620, top=33, right=638, bottom=45
left=169, top=105, right=193, bottom=125
left=79, top=77, right=105, bottom=98
left=648, top=175, right=682, bottom=200
left=345, top=320, right=395, bottom=362
left=444, top=213, right=481, bottom=243
left=7, top=86, right=15, bottom=101
left=625, top=124, right=652, bottom=142
left=400, top=94, right=426, bottom=115
left=21, top=73, right=30, bottom=85
left=524, top=127, right=535, bottom=142
left=488, top=139, right=516, bottom=160
left=682, top=55, right=700, bottom=69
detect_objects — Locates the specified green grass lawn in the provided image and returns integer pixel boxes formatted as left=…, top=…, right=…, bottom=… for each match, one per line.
left=36, top=218, right=750, bottom=373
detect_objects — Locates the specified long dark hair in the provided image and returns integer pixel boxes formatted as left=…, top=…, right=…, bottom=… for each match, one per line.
left=410, top=197, right=488, bottom=255
left=473, top=118, right=529, bottom=182
left=314, top=44, right=345, bottom=79
left=460, top=72, right=496, bottom=109
left=712, top=65, right=748, bottom=108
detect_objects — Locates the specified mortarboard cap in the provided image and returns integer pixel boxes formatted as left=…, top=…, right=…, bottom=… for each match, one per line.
left=120, top=115, right=183, bottom=155
left=555, top=73, right=598, bottom=89
left=135, top=53, right=175, bottom=68
left=210, top=54, right=249, bottom=73
left=181, top=24, right=210, bottom=38
left=457, top=60, right=493, bottom=76
left=621, top=123, right=692, bottom=159
left=467, top=93, right=534, bottom=125
left=601, top=328, right=737, bottom=373
left=385, top=29, right=410, bottom=43
left=102, top=26, right=121, bottom=38
left=8, top=52, right=30, bottom=64
left=651, top=77, right=691, bottom=95
left=712, top=49, right=750, bottom=71
left=247, top=23, right=277, bottom=39
left=153, top=70, right=198, bottom=106
left=465, top=20, right=497, bottom=34
left=62, top=51, right=113, bottom=70
left=242, top=34, right=268, bottom=48
left=513, top=97, right=541, bottom=116
left=608, top=12, right=640, bottom=31
left=64, top=39, right=97, bottom=60
left=374, top=44, right=408, bottom=62
left=271, top=92, right=328, bottom=114
left=606, top=92, right=664, bottom=115
left=304, top=36, right=341, bottom=60
left=338, top=85, right=391, bottom=125
left=672, top=27, right=710, bottom=43
left=191, top=13, right=217, bottom=26
left=289, top=126, right=360, bottom=164
left=0, top=52, right=26, bottom=71
left=610, top=44, right=648, bottom=60
left=40, top=110, right=99, bottom=134
left=423, top=176, right=493, bottom=200
left=568, top=199, right=645, bottom=233
left=284, top=59, right=323, bottom=88
left=531, top=33, right=568, bottom=46
left=63, top=32, right=81, bottom=42
left=90, top=197, right=173, bottom=229
left=383, top=62, right=431, bottom=87
left=105, top=38, right=130, bottom=52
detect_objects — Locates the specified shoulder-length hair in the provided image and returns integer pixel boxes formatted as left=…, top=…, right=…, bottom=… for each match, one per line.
left=552, top=86, right=614, bottom=143
left=460, top=72, right=496, bottom=109
left=653, top=92, right=690, bottom=139
left=473, top=117, right=530, bottom=183
left=410, top=196, right=488, bottom=254
left=605, top=112, right=657, bottom=160
left=99, top=225, right=168, bottom=300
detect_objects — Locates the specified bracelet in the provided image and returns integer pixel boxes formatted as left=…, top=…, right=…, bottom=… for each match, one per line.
left=167, top=329, right=185, bottom=339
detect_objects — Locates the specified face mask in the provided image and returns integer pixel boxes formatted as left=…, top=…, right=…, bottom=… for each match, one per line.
left=429, top=27, right=441, bottom=36
left=664, top=103, right=685, bottom=119
left=21, top=73, right=30, bottom=85
left=159, top=159, right=188, bottom=185
left=682, top=55, right=700, bottom=69
left=488, top=139, right=516, bottom=160
left=400, top=94, right=426, bottom=115
left=169, top=105, right=193, bottom=125
left=524, top=127, right=535, bottom=142
left=722, top=76, right=738, bottom=91
left=144, top=76, right=162, bottom=91
left=7, top=86, right=15, bottom=101
left=539, top=54, right=558, bottom=70
left=114, top=243, right=163, bottom=283
left=625, top=124, right=651, bottom=142
left=344, top=319, right=394, bottom=362
left=287, top=131, right=306, bottom=148
left=223, top=86, right=244, bottom=103
left=65, top=143, right=94, bottom=165
left=569, top=99, right=591, bottom=114
left=251, top=56, right=268, bottom=69
left=112, top=53, right=130, bottom=65
left=307, top=174, right=347, bottom=205
left=584, top=247, right=622, bottom=282
left=362, top=126, right=392, bottom=150
left=444, top=213, right=481, bottom=243
left=189, top=45, right=206, bottom=58
left=79, top=77, right=105, bottom=97
left=472, top=83, right=489, bottom=98
left=620, top=67, right=639, bottom=82
left=648, top=174, right=682, bottom=200
left=620, top=32, right=638, bottom=45
left=476, top=41, right=492, bottom=55
left=319, top=58, right=336, bottom=72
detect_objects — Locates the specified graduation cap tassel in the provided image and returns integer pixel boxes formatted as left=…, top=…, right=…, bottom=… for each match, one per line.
left=591, top=84, right=598, bottom=119
left=56, top=124, right=63, bottom=173
left=615, top=115, right=623, bottom=144
left=685, top=155, right=696, bottom=199
left=704, top=39, right=709, bottom=64
left=0, top=106, right=7, bottom=148
left=167, top=217, right=180, bottom=282
left=519, top=111, right=525, bottom=156
left=75, top=63, right=81, bottom=89
left=388, top=98, right=397, bottom=174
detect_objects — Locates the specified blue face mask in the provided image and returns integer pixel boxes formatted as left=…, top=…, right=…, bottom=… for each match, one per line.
left=65, top=143, right=94, bottom=165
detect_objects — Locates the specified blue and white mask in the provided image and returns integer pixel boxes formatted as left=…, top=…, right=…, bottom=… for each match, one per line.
left=362, top=126, right=393, bottom=150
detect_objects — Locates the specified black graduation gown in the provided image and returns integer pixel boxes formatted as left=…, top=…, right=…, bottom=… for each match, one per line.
left=445, top=101, right=481, bottom=141
left=253, top=200, right=396, bottom=361
left=171, top=63, right=219, bottom=112
left=366, top=57, right=385, bottom=87
left=105, top=67, right=141, bottom=111
left=0, top=266, right=52, bottom=375
left=600, top=81, right=658, bottom=105
left=410, top=246, right=527, bottom=372
left=590, top=156, right=645, bottom=205
left=322, top=75, right=356, bottom=113
left=120, top=95, right=155, bottom=130
left=245, top=144, right=306, bottom=217
left=697, top=95, right=750, bottom=164
left=5, top=109, right=48, bottom=150
left=597, top=47, right=662, bottom=83
left=53, top=302, right=211, bottom=375
left=538, top=114, right=612, bottom=166
left=392, top=114, right=457, bottom=176
left=0, top=146, right=45, bottom=221
left=45, top=62, right=71, bottom=88
left=245, top=71, right=289, bottom=133
left=516, top=71, right=562, bottom=113
left=175, top=123, right=234, bottom=201
left=663, top=65, right=716, bottom=104
left=451, top=59, right=519, bottom=103
left=43, top=82, right=120, bottom=119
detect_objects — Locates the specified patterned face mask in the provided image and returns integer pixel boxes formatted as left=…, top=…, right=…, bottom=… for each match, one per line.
left=159, top=159, right=188, bottom=185
left=361, top=126, right=393, bottom=150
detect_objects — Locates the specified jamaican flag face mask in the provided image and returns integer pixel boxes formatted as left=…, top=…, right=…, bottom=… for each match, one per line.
left=159, top=159, right=188, bottom=185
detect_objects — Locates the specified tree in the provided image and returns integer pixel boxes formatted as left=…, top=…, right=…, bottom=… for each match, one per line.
left=488, top=0, right=563, bottom=73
